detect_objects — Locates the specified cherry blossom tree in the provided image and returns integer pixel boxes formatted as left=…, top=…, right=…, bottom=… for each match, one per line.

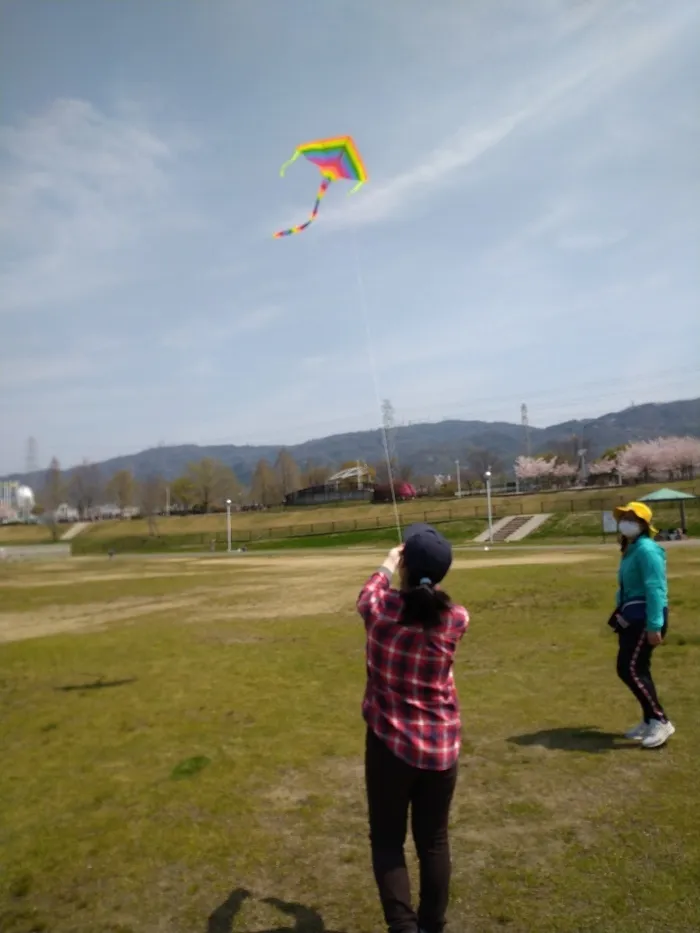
left=661, top=436, right=700, bottom=479
left=588, top=459, right=616, bottom=476
left=615, top=436, right=700, bottom=482
left=514, top=456, right=558, bottom=487
left=518, top=436, right=700, bottom=488
left=553, top=461, right=577, bottom=486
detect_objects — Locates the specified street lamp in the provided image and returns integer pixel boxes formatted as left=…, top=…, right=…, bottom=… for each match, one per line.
left=484, top=469, right=493, bottom=543
left=455, top=460, right=461, bottom=498
left=226, top=499, right=232, bottom=553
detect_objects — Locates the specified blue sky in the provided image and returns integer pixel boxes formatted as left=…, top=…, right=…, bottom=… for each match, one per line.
left=1, top=0, right=699, bottom=474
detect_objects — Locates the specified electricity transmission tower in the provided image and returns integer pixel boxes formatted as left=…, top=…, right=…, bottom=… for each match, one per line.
left=521, top=404, right=531, bottom=456
left=381, top=399, right=399, bottom=477
left=26, top=437, right=38, bottom=477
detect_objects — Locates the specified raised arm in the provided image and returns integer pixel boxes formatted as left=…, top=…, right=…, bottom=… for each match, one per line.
left=356, top=546, right=403, bottom=629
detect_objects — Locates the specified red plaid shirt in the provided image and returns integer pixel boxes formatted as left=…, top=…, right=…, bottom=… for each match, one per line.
left=357, top=569, right=469, bottom=771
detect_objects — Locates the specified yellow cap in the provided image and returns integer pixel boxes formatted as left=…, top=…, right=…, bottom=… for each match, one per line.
left=613, top=501, right=658, bottom=536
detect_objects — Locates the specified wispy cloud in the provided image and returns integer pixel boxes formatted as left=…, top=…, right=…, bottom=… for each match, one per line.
left=162, top=305, right=284, bottom=350
left=0, top=98, right=197, bottom=315
left=0, top=335, right=126, bottom=390
left=557, top=230, right=629, bottom=251
left=318, top=3, right=697, bottom=232
left=0, top=356, right=100, bottom=391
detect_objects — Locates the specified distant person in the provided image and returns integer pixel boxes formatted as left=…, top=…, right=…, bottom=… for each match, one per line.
left=609, top=502, right=675, bottom=749
left=357, top=524, right=469, bottom=933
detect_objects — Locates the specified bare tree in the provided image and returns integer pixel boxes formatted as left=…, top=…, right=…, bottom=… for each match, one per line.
left=275, top=449, right=301, bottom=498
left=41, top=457, right=64, bottom=541
left=140, top=474, right=165, bottom=536
left=106, top=469, right=135, bottom=512
left=69, top=459, right=101, bottom=518
left=251, top=458, right=281, bottom=506
left=467, top=448, right=503, bottom=478
left=170, top=475, right=197, bottom=511
left=301, top=462, right=331, bottom=487
left=185, top=458, right=242, bottom=512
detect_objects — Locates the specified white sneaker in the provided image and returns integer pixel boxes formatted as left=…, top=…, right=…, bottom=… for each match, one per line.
left=624, top=721, right=649, bottom=741
left=641, top=719, right=675, bottom=749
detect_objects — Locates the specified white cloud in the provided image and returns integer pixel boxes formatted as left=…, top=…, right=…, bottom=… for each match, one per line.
left=162, top=305, right=284, bottom=350
left=319, top=3, right=697, bottom=232
left=0, top=98, right=196, bottom=315
left=0, top=338, right=127, bottom=390
left=0, top=356, right=100, bottom=391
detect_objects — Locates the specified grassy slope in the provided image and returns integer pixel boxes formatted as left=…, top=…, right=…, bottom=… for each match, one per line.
left=0, top=524, right=56, bottom=546
left=1, top=550, right=699, bottom=932
left=74, top=482, right=700, bottom=553
left=2, top=481, right=697, bottom=553
left=529, top=503, right=700, bottom=540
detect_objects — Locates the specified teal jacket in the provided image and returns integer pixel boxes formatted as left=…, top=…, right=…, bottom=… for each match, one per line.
left=616, top=535, right=668, bottom=632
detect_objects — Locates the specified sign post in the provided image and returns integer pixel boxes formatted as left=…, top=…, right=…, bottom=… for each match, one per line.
left=602, top=510, right=618, bottom=543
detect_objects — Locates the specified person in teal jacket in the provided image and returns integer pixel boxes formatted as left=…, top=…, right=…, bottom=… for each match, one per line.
left=611, top=501, right=675, bottom=749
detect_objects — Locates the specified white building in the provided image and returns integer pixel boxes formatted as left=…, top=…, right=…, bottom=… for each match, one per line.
left=0, top=481, right=35, bottom=523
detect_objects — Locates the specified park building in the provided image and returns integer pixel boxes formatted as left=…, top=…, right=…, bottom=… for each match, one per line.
left=284, top=465, right=417, bottom=507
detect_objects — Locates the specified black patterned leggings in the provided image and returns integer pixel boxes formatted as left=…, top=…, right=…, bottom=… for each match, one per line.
left=616, top=615, right=668, bottom=722
left=365, top=728, right=458, bottom=933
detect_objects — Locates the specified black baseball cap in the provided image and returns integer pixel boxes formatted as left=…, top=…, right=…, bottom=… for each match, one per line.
left=402, top=523, right=452, bottom=585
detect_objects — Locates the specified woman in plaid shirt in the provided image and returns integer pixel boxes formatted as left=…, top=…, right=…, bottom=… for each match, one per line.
left=357, top=523, right=469, bottom=933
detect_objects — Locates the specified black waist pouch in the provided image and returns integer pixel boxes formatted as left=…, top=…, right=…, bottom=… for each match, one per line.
left=607, top=600, right=647, bottom=634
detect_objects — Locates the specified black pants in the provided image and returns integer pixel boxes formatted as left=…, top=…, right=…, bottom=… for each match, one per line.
left=365, top=727, right=458, bottom=933
left=616, top=617, right=668, bottom=722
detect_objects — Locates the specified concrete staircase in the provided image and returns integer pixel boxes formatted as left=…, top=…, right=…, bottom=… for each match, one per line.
left=473, top=513, right=553, bottom=544
left=506, top=513, right=551, bottom=541
left=474, top=516, right=515, bottom=543
left=60, top=522, right=89, bottom=541
left=493, top=515, right=531, bottom=542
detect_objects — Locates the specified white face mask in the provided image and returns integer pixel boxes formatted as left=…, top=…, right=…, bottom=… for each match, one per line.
left=619, top=519, right=642, bottom=540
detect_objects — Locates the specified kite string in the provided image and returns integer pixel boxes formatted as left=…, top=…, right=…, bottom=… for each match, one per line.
left=352, top=233, right=402, bottom=544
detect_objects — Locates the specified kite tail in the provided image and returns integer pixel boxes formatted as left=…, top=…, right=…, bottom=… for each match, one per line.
left=273, top=178, right=332, bottom=238
left=279, top=149, right=302, bottom=178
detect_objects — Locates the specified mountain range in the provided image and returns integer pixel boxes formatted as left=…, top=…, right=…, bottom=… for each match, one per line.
left=4, top=398, right=699, bottom=488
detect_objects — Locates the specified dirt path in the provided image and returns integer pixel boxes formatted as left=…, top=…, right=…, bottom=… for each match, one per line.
left=193, top=551, right=604, bottom=572
left=0, top=550, right=604, bottom=645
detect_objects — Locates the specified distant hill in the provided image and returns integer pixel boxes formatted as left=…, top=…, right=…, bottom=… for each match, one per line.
left=4, top=398, right=699, bottom=488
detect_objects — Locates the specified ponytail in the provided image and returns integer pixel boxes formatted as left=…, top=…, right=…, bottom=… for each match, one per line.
left=401, top=583, right=452, bottom=629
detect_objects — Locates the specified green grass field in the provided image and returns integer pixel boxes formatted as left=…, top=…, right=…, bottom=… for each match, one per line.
left=1, top=547, right=699, bottom=932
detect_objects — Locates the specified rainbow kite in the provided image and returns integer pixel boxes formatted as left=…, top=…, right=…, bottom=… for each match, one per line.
left=273, top=136, right=368, bottom=238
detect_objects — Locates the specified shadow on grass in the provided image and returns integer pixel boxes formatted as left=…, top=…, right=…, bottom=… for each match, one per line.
left=207, top=889, right=347, bottom=933
left=508, top=725, right=639, bottom=754
left=55, top=677, right=137, bottom=692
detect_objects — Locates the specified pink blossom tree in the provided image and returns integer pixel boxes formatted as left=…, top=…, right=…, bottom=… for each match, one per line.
left=589, top=459, right=615, bottom=476
left=615, top=436, right=700, bottom=482
left=660, top=436, right=700, bottom=479
left=514, top=456, right=558, bottom=488
left=553, top=461, right=577, bottom=487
